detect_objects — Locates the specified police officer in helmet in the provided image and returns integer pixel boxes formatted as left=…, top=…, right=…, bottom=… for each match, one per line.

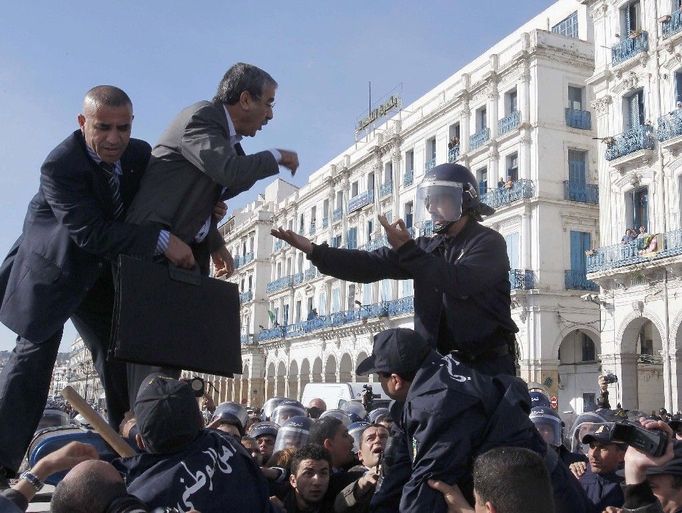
left=272, top=163, right=517, bottom=376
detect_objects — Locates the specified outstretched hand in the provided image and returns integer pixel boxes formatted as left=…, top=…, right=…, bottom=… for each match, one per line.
left=378, top=214, right=412, bottom=250
left=270, top=227, right=313, bottom=255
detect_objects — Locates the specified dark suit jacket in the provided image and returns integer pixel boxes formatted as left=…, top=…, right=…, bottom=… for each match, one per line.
left=0, top=131, right=159, bottom=342
left=126, top=100, right=280, bottom=262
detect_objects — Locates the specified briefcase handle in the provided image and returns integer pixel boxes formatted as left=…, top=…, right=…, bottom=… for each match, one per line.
left=168, top=265, right=202, bottom=286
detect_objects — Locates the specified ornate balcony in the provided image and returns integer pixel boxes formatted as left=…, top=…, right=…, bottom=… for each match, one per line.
left=403, top=169, right=414, bottom=187
left=234, top=252, right=254, bottom=269
left=586, top=229, right=682, bottom=274
left=293, top=272, right=304, bottom=286
left=604, top=125, right=655, bottom=161
left=322, top=217, right=329, bottom=229
left=309, top=223, right=316, bottom=236
left=256, top=297, right=416, bottom=342
left=332, top=208, right=343, bottom=223
left=379, top=182, right=393, bottom=199
left=564, top=270, right=598, bottom=291
left=657, top=109, right=682, bottom=143
left=611, top=31, right=648, bottom=66
left=498, top=111, right=521, bottom=136
left=469, top=128, right=490, bottom=151
left=425, top=158, right=436, bottom=172
left=348, top=190, right=374, bottom=213
left=563, top=181, right=598, bottom=205
left=509, top=269, right=535, bottom=290
left=565, top=108, right=591, bottom=130
left=662, top=10, right=682, bottom=39
left=363, top=235, right=388, bottom=251
left=240, top=333, right=255, bottom=345
left=480, top=179, right=534, bottom=209
left=448, top=146, right=460, bottom=162
left=266, top=275, right=293, bottom=294
left=273, top=240, right=283, bottom=252
left=304, top=267, right=318, bottom=281
left=239, top=290, right=253, bottom=303
left=386, top=296, right=414, bottom=316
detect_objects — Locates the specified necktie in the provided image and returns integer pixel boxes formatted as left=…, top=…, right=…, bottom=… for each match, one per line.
left=101, top=163, right=124, bottom=220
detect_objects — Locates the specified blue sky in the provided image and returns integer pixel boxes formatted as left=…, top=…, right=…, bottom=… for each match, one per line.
left=0, top=0, right=553, bottom=351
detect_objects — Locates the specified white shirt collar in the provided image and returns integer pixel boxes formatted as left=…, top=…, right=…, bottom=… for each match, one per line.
left=222, top=104, right=243, bottom=144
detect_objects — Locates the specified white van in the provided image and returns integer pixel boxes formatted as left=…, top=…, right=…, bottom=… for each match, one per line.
left=300, top=382, right=390, bottom=411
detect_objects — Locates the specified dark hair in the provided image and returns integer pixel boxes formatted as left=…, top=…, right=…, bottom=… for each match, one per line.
left=309, top=417, right=342, bottom=446
left=473, top=447, right=554, bottom=513
left=359, top=423, right=390, bottom=442
left=51, top=472, right=128, bottom=513
left=84, top=85, right=132, bottom=109
left=290, top=444, right=332, bottom=476
left=213, top=63, right=277, bottom=105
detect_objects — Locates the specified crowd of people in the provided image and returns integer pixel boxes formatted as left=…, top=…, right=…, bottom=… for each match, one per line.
left=0, top=329, right=681, bottom=513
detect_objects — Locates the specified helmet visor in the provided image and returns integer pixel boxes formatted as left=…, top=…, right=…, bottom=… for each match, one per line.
left=530, top=417, right=562, bottom=447
left=415, top=180, right=464, bottom=233
left=273, top=426, right=310, bottom=452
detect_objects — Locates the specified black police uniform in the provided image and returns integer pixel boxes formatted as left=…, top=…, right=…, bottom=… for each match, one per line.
left=308, top=218, right=517, bottom=376
left=579, top=467, right=624, bottom=513
left=369, top=351, right=591, bottom=513
left=116, top=429, right=277, bottom=513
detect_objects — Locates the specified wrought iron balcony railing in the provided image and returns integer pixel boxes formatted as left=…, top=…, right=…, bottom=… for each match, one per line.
left=403, top=169, right=414, bottom=187
left=611, top=31, right=648, bottom=66
left=348, top=190, right=374, bottom=213
left=469, top=128, right=490, bottom=151
left=273, top=240, right=283, bottom=252
left=304, top=267, right=318, bottom=281
left=257, top=296, right=416, bottom=341
left=425, top=157, right=436, bottom=172
left=662, top=10, right=682, bottom=39
left=564, top=270, right=598, bottom=291
left=498, top=111, right=521, bottom=136
left=309, top=223, right=316, bottom=236
left=266, top=275, right=293, bottom=294
left=657, top=109, right=682, bottom=142
left=239, top=290, right=253, bottom=303
left=240, top=333, right=255, bottom=345
left=480, top=179, right=535, bottom=209
left=563, top=181, right=598, bottom=205
left=234, top=252, right=254, bottom=269
left=604, top=124, right=655, bottom=161
left=509, top=269, right=535, bottom=290
left=322, top=217, right=329, bottom=229
left=379, top=182, right=393, bottom=198
left=587, top=229, right=682, bottom=273
left=565, top=108, right=592, bottom=130
left=332, top=208, right=343, bottom=223
left=448, top=146, right=460, bottom=162
left=363, top=235, right=388, bottom=251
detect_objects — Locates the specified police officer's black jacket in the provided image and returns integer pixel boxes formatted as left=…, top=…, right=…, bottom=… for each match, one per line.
left=308, top=218, right=517, bottom=356
left=115, top=429, right=277, bottom=513
left=370, top=351, right=590, bottom=513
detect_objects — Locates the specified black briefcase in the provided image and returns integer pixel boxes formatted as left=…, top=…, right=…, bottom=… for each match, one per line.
left=110, top=255, right=242, bottom=376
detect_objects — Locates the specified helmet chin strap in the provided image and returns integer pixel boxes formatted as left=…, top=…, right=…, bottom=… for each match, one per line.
left=433, top=220, right=456, bottom=234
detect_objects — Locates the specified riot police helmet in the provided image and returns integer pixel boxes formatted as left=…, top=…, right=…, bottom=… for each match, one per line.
left=319, top=409, right=351, bottom=426
left=271, top=400, right=307, bottom=426
left=260, top=397, right=286, bottom=421
left=529, top=406, right=563, bottom=447
left=273, top=416, right=313, bottom=453
left=415, top=163, right=495, bottom=234
left=211, top=401, right=249, bottom=435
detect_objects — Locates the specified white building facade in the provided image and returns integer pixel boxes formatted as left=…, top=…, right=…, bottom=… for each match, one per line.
left=202, top=1, right=609, bottom=415
left=586, top=0, right=682, bottom=413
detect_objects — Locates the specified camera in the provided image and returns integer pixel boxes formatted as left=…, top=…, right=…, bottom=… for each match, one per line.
left=361, top=384, right=380, bottom=410
left=602, top=373, right=618, bottom=385
left=611, top=421, right=668, bottom=457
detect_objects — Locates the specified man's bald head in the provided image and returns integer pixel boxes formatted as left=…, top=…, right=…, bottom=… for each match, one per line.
left=51, top=460, right=126, bottom=513
left=82, top=85, right=132, bottom=113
